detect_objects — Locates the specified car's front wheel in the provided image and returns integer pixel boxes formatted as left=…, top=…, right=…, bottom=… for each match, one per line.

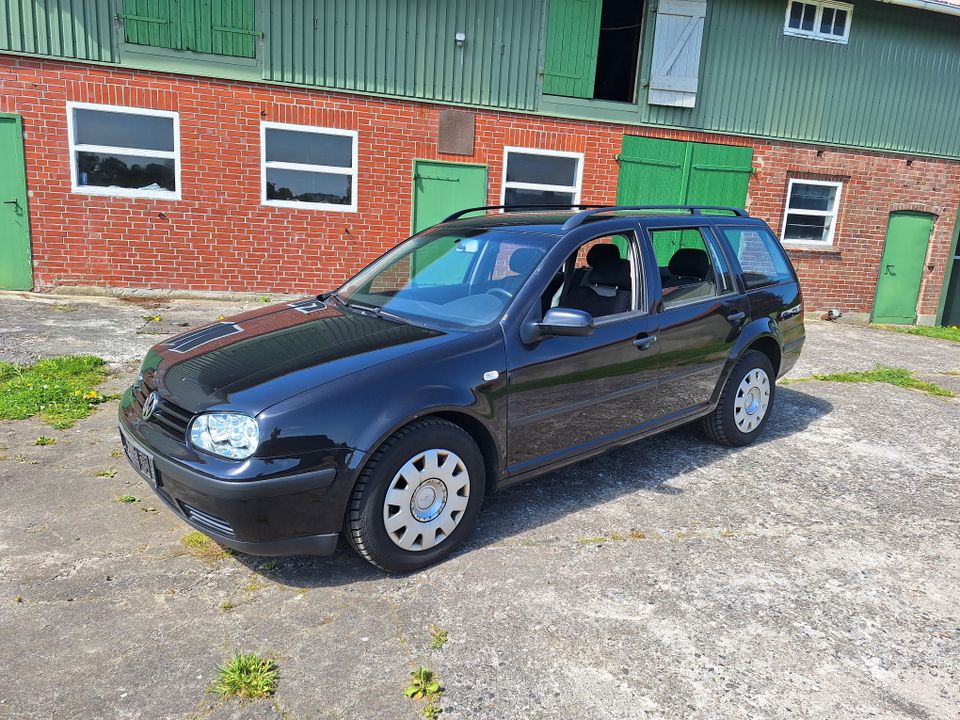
left=702, top=349, right=776, bottom=447
left=345, top=418, right=485, bottom=572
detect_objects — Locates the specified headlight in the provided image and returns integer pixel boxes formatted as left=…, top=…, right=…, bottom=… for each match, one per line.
left=189, top=413, right=259, bottom=460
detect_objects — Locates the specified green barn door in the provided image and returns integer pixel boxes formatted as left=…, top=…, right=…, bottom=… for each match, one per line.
left=542, top=0, right=603, bottom=98
left=872, top=211, right=934, bottom=325
left=0, top=115, right=32, bottom=290
left=411, top=161, right=487, bottom=233
left=616, top=136, right=753, bottom=209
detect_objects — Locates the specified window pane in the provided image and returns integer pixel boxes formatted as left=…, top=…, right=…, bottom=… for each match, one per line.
left=820, top=7, right=835, bottom=33
left=265, top=128, right=353, bottom=168
left=788, top=182, right=837, bottom=212
left=76, top=151, right=175, bottom=191
left=722, top=228, right=794, bottom=289
left=832, top=9, right=847, bottom=35
left=504, top=187, right=576, bottom=209
left=788, top=1, right=804, bottom=28
left=560, top=235, right=635, bottom=318
left=74, top=109, right=174, bottom=152
left=802, top=3, right=816, bottom=30
left=649, top=228, right=720, bottom=308
left=505, top=152, right=578, bottom=187
left=784, top=213, right=829, bottom=242
left=266, top=168, right=352, bottom=205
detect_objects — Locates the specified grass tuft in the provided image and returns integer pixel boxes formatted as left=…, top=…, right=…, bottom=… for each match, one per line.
left=871, top=323, right=960, bottom=343
left=429, top=625, right=448, bottom=651
left=0, top=355, right=110, bottom=428
left=809, top=366, right=954, bottom=398
left=95, top=468, right=118, bottom=478
left=180, top=530, right=232, bottom=561
left=214, top=652, right=278, bottom=700
left=117, top=494, right=138, bottom=504
left=34, top=436, right=55, bottom=446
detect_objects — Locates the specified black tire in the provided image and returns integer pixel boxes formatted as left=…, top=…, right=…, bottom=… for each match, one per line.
left=702, top=349, right=776, bottom=447
left=345, top=418, right=486, bottom=572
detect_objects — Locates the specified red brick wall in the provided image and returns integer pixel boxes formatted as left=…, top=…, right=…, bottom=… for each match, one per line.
left=2, top=55, right=958, bottom=318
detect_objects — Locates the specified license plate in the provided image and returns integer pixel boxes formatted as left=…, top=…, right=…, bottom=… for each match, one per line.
left=120, top=426, right=157, bottom=487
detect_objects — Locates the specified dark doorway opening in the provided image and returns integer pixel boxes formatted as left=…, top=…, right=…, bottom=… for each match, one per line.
left=593, top=0, right=646, bottom=102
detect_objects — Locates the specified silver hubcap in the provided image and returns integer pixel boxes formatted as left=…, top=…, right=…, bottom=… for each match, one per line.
left=734, top=368, right=771, bottom=433
left=383, top=449, right=470, bottom=552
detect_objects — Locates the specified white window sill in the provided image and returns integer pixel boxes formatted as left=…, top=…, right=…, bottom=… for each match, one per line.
left=782, top=242, right=841, bottom=254
left=262, top=200, right=357, bottom=213
left=71, top=186, right=180, bottom=201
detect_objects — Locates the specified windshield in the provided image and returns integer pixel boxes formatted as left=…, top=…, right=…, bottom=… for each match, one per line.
left=337, top=228, right=551, bottom=330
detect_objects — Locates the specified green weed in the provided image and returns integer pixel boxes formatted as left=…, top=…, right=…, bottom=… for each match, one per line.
left=871, top=323, right=960, bottom=343
left=117, top=494, right=138, bottom=504
left=429, top=625, right=448, bottom=651
left=34, top=436, right=55, bottom=446
left=405, top=667, right=442, bottom=701
left=95, top=468, right=118, bottom=478
left=0, top=355, right=110, bottom=428
left=180, top=530, right=232, bottom=561
left=214, top=652, right=278, bottom=699
left=808, top=366, right=954, bottom=398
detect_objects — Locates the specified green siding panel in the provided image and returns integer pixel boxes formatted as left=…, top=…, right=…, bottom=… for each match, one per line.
left=0, top=0, right=115, bottom=62
left=262, top=0, right=543, bottom=111
left=542, top=0, right=602, bottom=99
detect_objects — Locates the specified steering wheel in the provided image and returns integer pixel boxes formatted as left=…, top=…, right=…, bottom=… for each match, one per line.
left=486, top=288, right=513, bottom=302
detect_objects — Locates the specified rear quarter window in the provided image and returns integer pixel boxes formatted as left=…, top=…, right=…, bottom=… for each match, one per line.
left=721, top=226, right=795, bottom=290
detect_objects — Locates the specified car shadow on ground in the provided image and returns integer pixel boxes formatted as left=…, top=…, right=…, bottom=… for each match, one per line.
left=232, top=386, right=832, bottom=587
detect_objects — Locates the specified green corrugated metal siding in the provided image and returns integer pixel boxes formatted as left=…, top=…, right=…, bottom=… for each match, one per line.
left=0, top=0, right=115, bottom=62
left=632, top=0, right=960, bottom=157
left=262, top=0, right=543, bottom=111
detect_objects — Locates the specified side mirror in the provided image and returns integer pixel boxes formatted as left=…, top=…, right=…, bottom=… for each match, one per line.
left=522, top=307, right=595, bottom=343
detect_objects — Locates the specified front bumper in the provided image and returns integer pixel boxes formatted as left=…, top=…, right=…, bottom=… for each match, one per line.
left=118, top=413, right=345, bottom=556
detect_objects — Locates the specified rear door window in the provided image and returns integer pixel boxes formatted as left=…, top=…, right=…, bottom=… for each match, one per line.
left=648, top=227, right=734, bottom=309
left=720, top=226, right=795, bottom=289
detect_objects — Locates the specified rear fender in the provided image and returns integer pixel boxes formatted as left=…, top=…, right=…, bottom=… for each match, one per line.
left=710, top=318, right=782, bottom=405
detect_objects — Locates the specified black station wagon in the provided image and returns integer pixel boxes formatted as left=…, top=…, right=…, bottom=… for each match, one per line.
left=119, top=205, right=805, bottom=571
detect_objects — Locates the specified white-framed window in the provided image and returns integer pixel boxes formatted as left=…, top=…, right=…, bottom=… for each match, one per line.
left=501, top=147, right=583, bottom=210
left=261, top=122, right=358, bottom=212
left=784, top=0, right=852, bottom=43
left=66, top=102, right=180, bottom=200
left=780, top=179, right=843, bottom=246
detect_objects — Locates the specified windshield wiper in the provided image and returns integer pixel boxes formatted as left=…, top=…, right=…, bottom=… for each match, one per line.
left=335, top=296, right=414, bottom=326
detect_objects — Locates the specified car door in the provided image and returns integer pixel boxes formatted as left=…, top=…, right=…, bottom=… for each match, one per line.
left=504, top=225, right=660, bottom=475
left=645, top=222, right=749, bottom=418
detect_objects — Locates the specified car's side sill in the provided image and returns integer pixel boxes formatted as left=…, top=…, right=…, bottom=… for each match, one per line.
left=499, top=404, right=713, bottom=490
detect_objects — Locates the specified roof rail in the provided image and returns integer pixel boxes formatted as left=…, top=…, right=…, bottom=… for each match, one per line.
left=442, top=203, right=605, bottom=223
left=561, top=205, right=748, bottom=231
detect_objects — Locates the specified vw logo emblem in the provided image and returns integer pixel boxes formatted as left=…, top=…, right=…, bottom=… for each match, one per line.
left=142, top=391, right=160, bottom=421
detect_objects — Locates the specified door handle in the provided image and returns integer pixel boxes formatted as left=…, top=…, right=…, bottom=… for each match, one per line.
left=726, top=311, right=746, bottom=324
left=3, top=199, right=21, bottom=211
left=633, top=334, right=657, bottom=350
left=885, top=264, right=896, bottom=276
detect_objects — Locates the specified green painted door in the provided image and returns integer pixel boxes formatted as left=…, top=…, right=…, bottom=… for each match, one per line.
left=542, top=0, right=603, bottom=98
left=0, top=115, right=32, bottom=290
left=616, top=136, right=753, bottom=209
left=872, top=211, right=934, bottom=325
left=411, top=161, right=487, bottom=233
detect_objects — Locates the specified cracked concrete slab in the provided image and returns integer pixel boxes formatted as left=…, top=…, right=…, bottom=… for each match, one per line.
left=0, top=294, right=958, bottom=719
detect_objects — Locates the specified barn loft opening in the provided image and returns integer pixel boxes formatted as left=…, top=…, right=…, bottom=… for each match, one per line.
left=594, top=0, right=646, bottom=102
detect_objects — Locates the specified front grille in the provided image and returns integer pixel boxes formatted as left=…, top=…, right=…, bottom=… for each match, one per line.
left=180, top=501, right=235, bottom=537
left=135, top=381, right=193, bottom=440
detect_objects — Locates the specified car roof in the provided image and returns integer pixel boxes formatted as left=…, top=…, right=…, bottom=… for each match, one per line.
left=437, top=206, right=767, bottom=236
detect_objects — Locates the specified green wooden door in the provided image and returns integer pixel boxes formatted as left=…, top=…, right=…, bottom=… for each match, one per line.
left=872, top=211, right=934, bottom=325
left=411, top=161, right=487, bottom=233
left=122, top=0, right=257, bottom=58
left=616, top=136, right=753, bottom=209
left=542, top=0, right=603, bottom=98
left=0, top=115, right=32, bottom=290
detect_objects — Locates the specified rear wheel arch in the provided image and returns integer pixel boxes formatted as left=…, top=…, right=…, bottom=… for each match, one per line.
left=746, top=335, right=782, bottom=377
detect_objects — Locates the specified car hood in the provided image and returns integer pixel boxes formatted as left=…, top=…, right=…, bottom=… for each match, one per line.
left=142, top=298, right=454, bottom=414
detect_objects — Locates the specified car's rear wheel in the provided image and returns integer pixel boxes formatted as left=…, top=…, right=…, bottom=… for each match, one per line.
left=702, top=349, right=776, bottom=447
left=345, top=418, right=485, bottom=572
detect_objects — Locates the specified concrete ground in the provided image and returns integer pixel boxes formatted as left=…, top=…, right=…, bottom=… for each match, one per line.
left=0, top=292, right=958, bottom=720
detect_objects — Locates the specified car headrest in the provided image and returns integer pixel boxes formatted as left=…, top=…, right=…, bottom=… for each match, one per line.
left=508, top=247, right=543, bottom=274
left=588, top=258, right=631, bottom=290
left=586, top=243, right=621, bottom=267
left=668, top=248, right=710, bottom=279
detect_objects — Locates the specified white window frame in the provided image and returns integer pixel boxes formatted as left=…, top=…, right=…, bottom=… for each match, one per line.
left=783, top=0, right=853, bottom=44
left=66, top=102, right=181, bottom=200
left=261, top=122, right=358, bottom=212
left=500, top=146, right=584, bottom=209
left=780, top=178, right=843, bottom=247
